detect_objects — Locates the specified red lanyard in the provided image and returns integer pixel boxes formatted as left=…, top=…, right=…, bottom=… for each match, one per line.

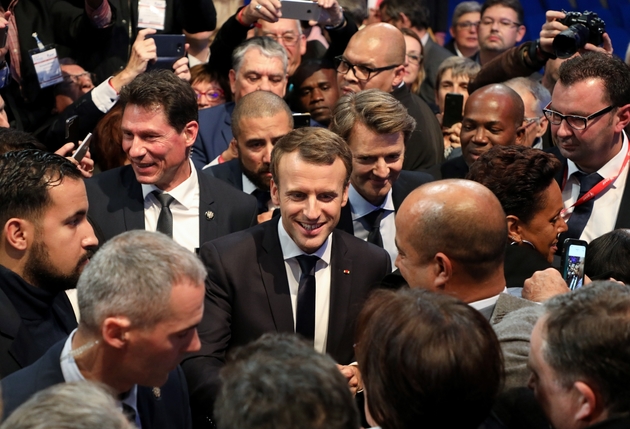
left=561, top=144, right=630, bottom=213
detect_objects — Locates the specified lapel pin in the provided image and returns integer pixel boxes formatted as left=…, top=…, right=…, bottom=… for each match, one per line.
left=205, top=211, right=215, bottom=220
left=343, top=270, right=350, bottom=275
left=152, top=387, right=161, bottom=399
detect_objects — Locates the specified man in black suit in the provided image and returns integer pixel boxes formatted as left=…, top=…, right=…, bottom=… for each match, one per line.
left=0, top=150, right=98, bottom=379
left=182, top=127, right=391, bottom=427
left=85, top=70, right=257, bottom=252
left=206, top=91, right=293, bottom=224
left=545, top=52, right=630, bottom=243
left=1, top=231, right=204, bottom=428
left=337, top=23, right=444, bottom=171
left=331, top=89, right=433, bottom=266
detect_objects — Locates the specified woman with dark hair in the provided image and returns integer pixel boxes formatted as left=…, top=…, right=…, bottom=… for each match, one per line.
left=467, top=145, right=568, bottom=288
left=355, top=288, right=503, bottom=429
left=586, top=229, right=630, bottom=284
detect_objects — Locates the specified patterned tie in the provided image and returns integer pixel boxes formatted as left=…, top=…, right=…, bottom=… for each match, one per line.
left=363, top=209, right=385, bottom=247
left=6, top=0, right=22, bottom=84
left=563, top=171, right=604, bottom=240
left=295, top=255, right=318, bottom=344
left=153, top=191, right=175, bottom=237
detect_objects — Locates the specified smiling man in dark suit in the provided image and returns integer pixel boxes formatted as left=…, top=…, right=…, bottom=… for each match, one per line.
left=182, top=127, right=391, bottom=427
left=85, top=70, right=257, bottom=252
left=331, top=89, right=433, bottom=266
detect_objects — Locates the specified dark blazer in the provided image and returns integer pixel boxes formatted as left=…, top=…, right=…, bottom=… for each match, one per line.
left=191, top=102, right=235, bottom=169
left=427, top=155, right=469, bottom=180
left=392, top=84, right=445, bottom=171
left=181, top=217, right=391, bottom=426
left=336, top=170, right=433, bottom=234
left=205, top=158, right=243, bottom=190
left=85, top=164, right=257, bottom=246
left=1, top=340, right=193, bottom=429
left=419, top=39, right=454, bottom=108
left=548, top=146, right=630, bottom=230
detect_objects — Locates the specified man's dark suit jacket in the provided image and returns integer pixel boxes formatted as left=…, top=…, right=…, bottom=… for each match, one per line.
left=206, top=158, right=244, bottom=189
left=392, top=84, right=445, bottom=171
left=1, top=340, right=193, bottom=428
left=547, top=146, right=630, bottom=230
left=336, top=170, right=433, bottom=234
left=191, top=102, right=235, bottom=169
left=419, top=39, right=454, bottom=109
left=427, top=154, right=469, bottom=179
left=181, top=217, right=391, bottom=427
left=85, top=164, right=257, bottom=246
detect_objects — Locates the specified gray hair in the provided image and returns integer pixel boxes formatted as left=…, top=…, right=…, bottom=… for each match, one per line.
left=232, top=37, right=288, bottom=76
left=504, top=77, right=551, bottom=117
left=435, top=56, right=480, bottom=89
left=77, top=230, right=206, bottom=333
left=452, top=1, right=481, bottom=25
left=0, top=382, right=134, bottom=429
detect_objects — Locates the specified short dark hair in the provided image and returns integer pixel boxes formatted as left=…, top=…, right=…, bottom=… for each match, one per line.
left=380, top=0, right=430, bottom=30
left=0, top=149, right=82, bottom=228
left=558, top=51, right=630, bottom=108
left=231, top=91, right=293, bottom=140
left=480, top=0, right=524, bottom=25
left=119, top=70, right=198, bottom=133
left=215, top=333, right=360, bottom=429
left=543, top=282, right=630, bottom=414
left=356, top=288, right=503, bottom=429
left=467, top=145, right=562, bottom=224
left=585, top=229, right=630, bottom=284
left=270, top=127, right=353, bottom=188
left=0, top=128, right=46, bottom=155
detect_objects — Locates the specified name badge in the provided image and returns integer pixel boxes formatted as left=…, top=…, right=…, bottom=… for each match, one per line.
left=138, top=0, right=166, bottom=30
left=29, top=46, right=63, bottom=89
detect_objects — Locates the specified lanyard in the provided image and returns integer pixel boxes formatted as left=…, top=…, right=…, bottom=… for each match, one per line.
left=561, top=144, right=630, bottom=213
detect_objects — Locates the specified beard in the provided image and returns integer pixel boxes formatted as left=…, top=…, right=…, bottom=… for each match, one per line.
left=240, top=159, right=271, bottom=192
left=23, top=240, right=94, bottom=293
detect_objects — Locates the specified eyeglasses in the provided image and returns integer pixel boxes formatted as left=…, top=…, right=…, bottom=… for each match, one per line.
left=523, top=117, right=541, bottom=126
left=406, top=53, right=423, bottom=65
left=262, top=32, right=299, bottom=47
left=542, top=102, right=614, bottom=130
left=194, top=89, right=224, bottom=100
left=334, top=56, right=400, bottom=82
left=479, top=17, right=522, bottom=29
left=455, top=21, right=480, bottom=30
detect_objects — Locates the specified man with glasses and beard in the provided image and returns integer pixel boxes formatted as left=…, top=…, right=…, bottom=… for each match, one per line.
left=0, top=150, right=98, bottom=378
left=206, top=91, right=293, bottom=224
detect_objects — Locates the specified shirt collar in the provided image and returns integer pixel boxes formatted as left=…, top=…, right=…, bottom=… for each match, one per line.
left=277, top=218, right=332, bottom=265
left=348, top=184, right=394, bottom=220
left=141, top=159, right=198, bottom=209
left=468, top=288, right=507, bottom=311
left=566, top=131, right=628, bottom=185
left=420, top=32, right=430, bottom=46
left=241, top=173, right=258, bottom=195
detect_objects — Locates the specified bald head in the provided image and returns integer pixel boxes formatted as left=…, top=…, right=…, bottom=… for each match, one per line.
left=338, top=23, right=406, bottom=94
left=460, top=84, right=526, bottom=167
left=231, top=91, right=293, bottom=140
left=395, top=180, right=507, bottom=298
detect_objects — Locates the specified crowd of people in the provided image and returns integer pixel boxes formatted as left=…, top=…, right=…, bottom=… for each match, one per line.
left=1, top=0, right=630, bottom=429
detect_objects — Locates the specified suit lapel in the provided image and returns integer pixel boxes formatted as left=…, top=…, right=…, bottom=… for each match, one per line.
left=326, top=232, right=353, bottom=358
left=337, top=204, right=354, bottom=234
left=197, top=171, right=218, bottom=247
left=260, top=219, right=295, bottom=333
left=220, top=104, right=234, bottom=149
left=615, top=165, right=630, bottom=228
left=122, top=167, right=145, bottom=232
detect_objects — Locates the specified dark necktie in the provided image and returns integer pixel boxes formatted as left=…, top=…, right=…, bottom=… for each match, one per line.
left=363, top=209, right=385, bottom=247
left=121, top=403, right=137, bottom=425
left=252, top=189, right=271, bottom=215
left=563, top=171, right=604, bottom=240
left=153, top=191, right=175, bottom=237
left=295, top=255, right=318, bottom=344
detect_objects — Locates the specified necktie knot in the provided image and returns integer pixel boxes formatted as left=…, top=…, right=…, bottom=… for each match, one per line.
left=363, top=208, right=385, bottom=230
left=153, top=191, right=175, bottom=208
left=295, top=255, right=319, bottom=276
left=575, top=172, right=603, bottom=195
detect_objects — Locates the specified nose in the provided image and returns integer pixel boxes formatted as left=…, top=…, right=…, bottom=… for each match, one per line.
left=558, top=216, right=569, bottom=234
left=186, top=330, right=201, bottom=353
left=258, top=77, right=271, bottom=92
left=262, top=142, right=273, bottom=164
left=82, top=221, right=99, bottom=249
left=373, top=157, right=389, bottom=178
left=303, top=196, right=321, bottom=220
left=471, top=127, right=487, bottom=144
left=555, top=118, right=573, bottom=138
left=311, top=87, right=324, bottom=103
left=127, top=136, right=147, bottom=158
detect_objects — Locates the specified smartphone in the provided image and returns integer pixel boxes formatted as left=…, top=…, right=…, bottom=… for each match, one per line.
left=562, top=238, right=588, bottom=291
left=65, top=115, right=81, bottom=143
left=0, top=27, right=8, bottom=50
left=442, top=93, right=464, bottom=128
left=146, top=34, right=186, bottom=71
left=293, top=113, right=311, bottom=129
left=281, top=0, right=322, bottom=21
left=72, top=133, right=92, bottom=162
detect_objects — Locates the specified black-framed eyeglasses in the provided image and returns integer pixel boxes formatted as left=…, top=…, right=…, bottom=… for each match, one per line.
left=334, top=56, right=400, bottom=82
left=542, top=102, right=615, bottom=130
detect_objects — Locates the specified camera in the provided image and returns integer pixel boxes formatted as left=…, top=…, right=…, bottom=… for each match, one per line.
left=552, top=11, right=606, bottom=58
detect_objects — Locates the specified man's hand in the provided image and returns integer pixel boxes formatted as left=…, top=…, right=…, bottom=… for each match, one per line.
left=172, top=54, right=191, bottom=82
left=337, top=364, right=362, bottom=396
left=311, top=0, right=344, bottom=28
left=55, top=142, right=95, bottom=178
left=0, top=11, right=11, bottom=61
left=583, top=32, right=613, bottom=56
left=241, top=0, right=282, bottom=26
left=539, top=10, right=567, bottom=55
left=523, top=268, right=569, bottom=302
left=442, top=122, right=462, bottom=150
left=110, top=28, right=157, bottom=92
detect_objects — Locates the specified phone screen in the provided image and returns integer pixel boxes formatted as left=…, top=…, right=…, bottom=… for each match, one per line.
left=563, top=244, right=586, bottom=290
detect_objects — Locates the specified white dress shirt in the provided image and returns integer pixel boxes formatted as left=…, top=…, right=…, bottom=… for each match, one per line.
left=142, top=159, right=200, bottom=252
left=348, top=184, right=397, bottom=268
left=242, top=174, right=277, bottom=211
left=562, top=132, right=629, bottom=242
left=60, top=330, right=141, bottom=428
left=277, top=220, right=332, bottom=354
left=468, top=288, right=507, bottom=313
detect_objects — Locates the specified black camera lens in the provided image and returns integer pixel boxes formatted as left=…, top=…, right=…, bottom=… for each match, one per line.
left=553, top=23, right=590, bottom=58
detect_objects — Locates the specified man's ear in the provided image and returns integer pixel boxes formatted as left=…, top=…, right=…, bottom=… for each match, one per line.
left=102, top=317, right=131, bottom=349
left=514, top=124, right=527, bottom=146
left=573, top=381, right=601, bottom=423
left=299, top=34, right=307, bottom=56
left=229, top=69, right=237, bottom=96
left=433, top=252, right=453, bottom=290
left=229, top=138, right=239, bottom=155
left=391, top=65, right=406, bottom=89
left=614, top=104, right=630, bottom=133
left=270, top=178, right=280, bottom=206
left=538, top=116, right=549, bottom=138
left=183, top=120, right=199, bottom=147
left=399, top=13, right=412, bottom=29
left=516, top=24, right=526, bottom=43
left=3, top=218, right=32, bottom=252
